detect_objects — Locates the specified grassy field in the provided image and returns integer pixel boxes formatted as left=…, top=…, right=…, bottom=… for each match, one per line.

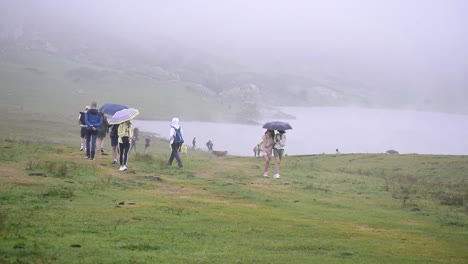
left=0, top=137, right=467, bottom=263
left=0, top=49, right=467, bottom=263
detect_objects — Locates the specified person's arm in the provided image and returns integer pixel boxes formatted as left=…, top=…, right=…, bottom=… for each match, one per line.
left=118, top=124, right=125, bottom=138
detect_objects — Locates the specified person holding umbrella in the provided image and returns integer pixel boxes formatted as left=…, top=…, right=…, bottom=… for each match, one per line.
left=273, top=130, right=287, bottom=179
left=258, top=129, right=275, bottom=177
left=118, top=120, right=134, bottom=171
left=261, top=121, right=292, bottom=178
left=108, top=108, right=140, bottom=171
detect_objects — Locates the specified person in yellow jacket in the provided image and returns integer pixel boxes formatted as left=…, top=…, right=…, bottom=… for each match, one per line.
left=118, top=120, right=134, bottom=171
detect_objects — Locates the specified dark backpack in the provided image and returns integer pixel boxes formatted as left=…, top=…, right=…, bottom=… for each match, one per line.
left=173, top=126, right=184, bottom=144
left=109, top=124, right=119, bottom=138
left=79, top=112, right=86, bottom=125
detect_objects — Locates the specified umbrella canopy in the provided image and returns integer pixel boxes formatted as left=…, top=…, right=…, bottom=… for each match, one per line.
left=262, top=121, right=292, bottom=131
left=108, top=108, right=139, bottom=125
left=99, top=103, right=128, bottom=115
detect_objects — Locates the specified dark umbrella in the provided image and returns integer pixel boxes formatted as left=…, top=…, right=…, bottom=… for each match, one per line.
left=99, top=103, right=128, bottom=115
left=262, top=121, right=292, bottom=131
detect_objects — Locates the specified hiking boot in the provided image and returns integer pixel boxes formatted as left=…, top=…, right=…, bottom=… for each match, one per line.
left=273, top=174, right=280, bottom=179
left=112, top=160, right=117, bottom=165
left=80, top=146, right=84, bottom=151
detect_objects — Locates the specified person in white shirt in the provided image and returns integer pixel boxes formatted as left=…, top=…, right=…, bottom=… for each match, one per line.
left=273, top=130, right=287, bottom=179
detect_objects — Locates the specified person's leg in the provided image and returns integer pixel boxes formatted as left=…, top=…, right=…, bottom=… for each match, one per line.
left=167, top=143, right=177, bottom=165
left=90, top=132, right=97, bottom=159
left=263, top=153, right=270, bottom=177
left=110, top=137, right=118, bottom=164
left=99, top=137, right=105, bottom=152
left=80, top=127, right=86, bottom=151
left=174, top=143, right=183, bottom=168
left=85, top=130, right=91, bottom=158
left=96, top=137, right=101, bottom=152
left=123, top=142, right=130, bottom=167
left=119, top=142, right=124, bottom=169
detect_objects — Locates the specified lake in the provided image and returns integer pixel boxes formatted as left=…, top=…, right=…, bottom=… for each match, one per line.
left=133, top=107, right=468, bottom=157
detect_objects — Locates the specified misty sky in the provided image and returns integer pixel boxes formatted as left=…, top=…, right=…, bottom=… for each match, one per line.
left=4, top=0, right=468, bottom=94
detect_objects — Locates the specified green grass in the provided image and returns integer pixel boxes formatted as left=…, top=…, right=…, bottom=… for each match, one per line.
left=0, top=140, right=467, bottom=263
left=0, top=49, right=467, bottom=263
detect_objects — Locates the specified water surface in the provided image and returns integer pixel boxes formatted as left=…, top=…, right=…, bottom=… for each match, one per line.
left=133, top=107, right=468, bottom=156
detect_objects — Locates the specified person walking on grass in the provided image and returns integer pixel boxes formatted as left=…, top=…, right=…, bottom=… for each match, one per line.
left=109, top=124, right=120, bottom=165
left=96, top=112, right=109, bottom=154
left=78, top=106, right=89, bottom=151
left=85, top=102, right=103, bottom=160
left=273, top=130, right=287, bottom=179
left=167, top=117, right=183, bottom=168
left=258, top=129, right=274, bottom=178
left=118, top=121, right=134, bottom=171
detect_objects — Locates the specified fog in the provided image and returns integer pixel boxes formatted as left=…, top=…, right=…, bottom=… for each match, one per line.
left=2, top=0, right=468, bottom=109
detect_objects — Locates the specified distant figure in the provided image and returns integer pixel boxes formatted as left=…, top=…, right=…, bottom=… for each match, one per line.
left=206, top=140, right=213, bottom=151
left=336, top=148, right=341, bottom=154
left=167, top=117, right=183, bottom=169
left=386, top=149, right=399, bottom=154
left=144, top=137, right=151, bottom=152
left=78, top=106, right=89, bottom=151
left=258, top=129, right=274, bottom=178
left=192, top=137, right=196, bottom=149
left=253, top=145, right=259, bottom=157
left=130, top=127, right=139, bottom=153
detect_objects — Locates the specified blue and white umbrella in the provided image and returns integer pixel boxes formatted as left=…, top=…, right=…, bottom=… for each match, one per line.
left=108, top=108, right=140, bottom=125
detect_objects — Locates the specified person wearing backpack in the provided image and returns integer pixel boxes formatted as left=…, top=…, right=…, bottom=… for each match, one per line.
left=109, top=124, right=120, bottom=165
left=167, top=117, right=184, bottom=168
left=85, top=101, right=103, bottom=160
left=78, top=106, right=89, bottom=151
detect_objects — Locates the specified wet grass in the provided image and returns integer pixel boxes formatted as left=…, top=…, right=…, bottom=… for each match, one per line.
left=0, top=140, right=467, bottom=263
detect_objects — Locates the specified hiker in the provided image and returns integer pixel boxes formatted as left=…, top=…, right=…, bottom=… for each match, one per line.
left=96, top=112, right=109, bottom=154
left=85, top=101, right=103, bottom=160
left=167, top=117, right=183, bottom=168
left=273, top=130, right=287, bottom=179
left=109, top=124, right=120, bottom=165
left=130, top=127, right=139, bottom=152
left=181, top=144, right=188, bottom=155
left=118, top=120, right=134, bottom=171
left=258, top=129, right=274, bottom=178
left=144, top=137, right=151, bottom=152
left=253, top=144, right=260, bottom=157
left=206, top=140, right=213, bottom=151
left=192, top=137, right=196, bottom=149
left=78, top=106, right=89, bottom=151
